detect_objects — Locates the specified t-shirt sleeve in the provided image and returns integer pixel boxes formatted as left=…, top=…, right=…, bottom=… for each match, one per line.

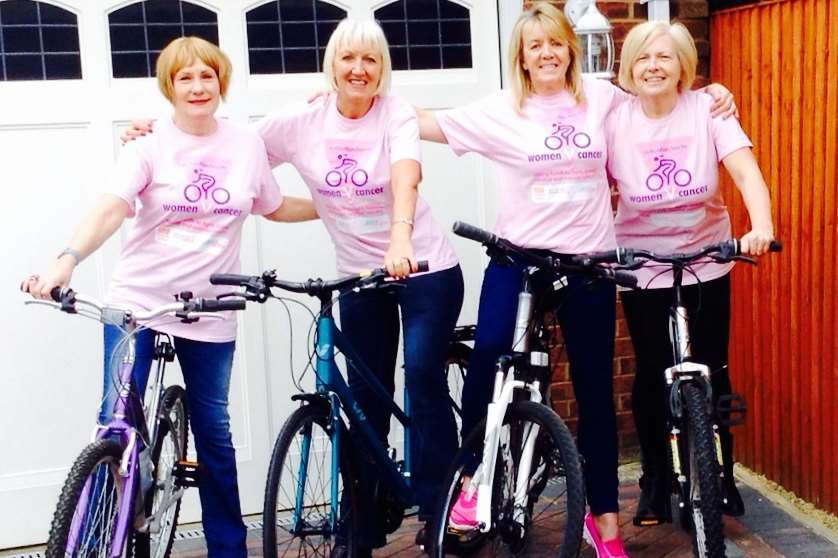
left=251, top=140, right=285, bottom=216
left=435, top=94, right=503, bottom=157
left=386, top=97, right=422, bottom=164
left=706, top=94, right=753, bottom=161
left=107, top=141, right=152, bottom=218
left=254, top=103, right=305, bottom=168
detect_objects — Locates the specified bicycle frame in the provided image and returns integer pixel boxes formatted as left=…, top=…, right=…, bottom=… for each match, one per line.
left=291, top=293, right=415, bottom=534
left=67, top=326, right=178, bottom=556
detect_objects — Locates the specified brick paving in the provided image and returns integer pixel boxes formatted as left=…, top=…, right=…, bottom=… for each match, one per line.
left=166, top=477, right=837, bottom=558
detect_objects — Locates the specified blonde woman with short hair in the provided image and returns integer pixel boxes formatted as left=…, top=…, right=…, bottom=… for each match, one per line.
left=22, top=36, right=316, bottom=557
left=607, top=20, right=773, bottom=530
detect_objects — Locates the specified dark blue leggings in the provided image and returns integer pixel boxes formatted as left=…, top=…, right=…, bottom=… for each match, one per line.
left=460, top=259, right=620, bottom=514
left=339, top=265, right=464, bottom=546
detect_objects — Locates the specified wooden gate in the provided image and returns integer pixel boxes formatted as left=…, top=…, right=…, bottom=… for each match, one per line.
left=711, top=0, right=837, bottom=514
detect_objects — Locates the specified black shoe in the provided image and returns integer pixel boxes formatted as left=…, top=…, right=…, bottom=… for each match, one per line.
left=415, top=522, right=431, bottom=553
left=633, top=473, right=672, bottom=526
left=721, top=477, right=745, bottom=516
left=330, top=544, right=373, bottom=558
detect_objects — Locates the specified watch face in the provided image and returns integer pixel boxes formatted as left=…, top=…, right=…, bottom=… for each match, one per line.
left=563, top=0, right=588, bottom=26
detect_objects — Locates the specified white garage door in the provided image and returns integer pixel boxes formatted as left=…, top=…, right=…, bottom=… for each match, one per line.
left=0, top=0, right=501, bottom=548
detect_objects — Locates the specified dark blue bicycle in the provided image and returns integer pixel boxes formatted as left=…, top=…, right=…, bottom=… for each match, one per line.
left=211, top=264, right=436, bottom=557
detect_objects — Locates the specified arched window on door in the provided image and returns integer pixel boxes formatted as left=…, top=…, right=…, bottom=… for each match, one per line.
left=0, top=0, right=81, bottom=80
left=245, top=0, right=347, bottom=75
left=108, top=0, right=218, bottom=78
left=374, top=0, right=472, bottom=71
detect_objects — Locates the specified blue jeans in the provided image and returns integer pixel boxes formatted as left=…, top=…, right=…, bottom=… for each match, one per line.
left=339, top=265, right=464, bottom=546
left=102, top=325, right=247, bottom=558
left=460, top=259, right=620, bottom=515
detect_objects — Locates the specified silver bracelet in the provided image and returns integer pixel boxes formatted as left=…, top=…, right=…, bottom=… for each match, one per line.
left=392, top=218, right=415, bottom=228
left=58, top=247, right=82, bottom=265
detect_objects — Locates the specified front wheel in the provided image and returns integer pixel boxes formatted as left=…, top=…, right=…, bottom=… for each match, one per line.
left=262, top=403, right=357, bottom=558
left=45, top=439, right=126, bottom=558
left=683, top=383, right=726, bottom=558
left=132, top=385, right=189, bottom=558
left=429, top=400, right=585, bottom=557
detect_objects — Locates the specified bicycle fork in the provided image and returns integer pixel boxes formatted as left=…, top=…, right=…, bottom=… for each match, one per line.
left=473, top=278, right=548, bottom=533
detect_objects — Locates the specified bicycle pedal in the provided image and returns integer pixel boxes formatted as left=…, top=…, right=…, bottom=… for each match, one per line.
left=716, top=394, right=747, bottom=426
left=173, top=460, right=200, bottom=488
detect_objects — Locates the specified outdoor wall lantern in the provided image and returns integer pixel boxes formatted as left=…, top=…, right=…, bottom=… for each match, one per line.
left=564, top=0, right=615, bottom=79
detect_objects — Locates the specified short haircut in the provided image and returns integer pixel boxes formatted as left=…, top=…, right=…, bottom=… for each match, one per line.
left=508, top=2, right=584, bottom=111
left=618, top=21, right=697, bottom=94
left=156, top=36, right=232, bottom=102
left=322, top=19, right=392, bottom=96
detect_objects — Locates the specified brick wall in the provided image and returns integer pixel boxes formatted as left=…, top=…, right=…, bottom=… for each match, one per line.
left=520, top=1, right=711, bottom=458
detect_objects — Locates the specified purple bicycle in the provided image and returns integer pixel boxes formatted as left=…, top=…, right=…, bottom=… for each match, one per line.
left=325, top=154, right=369, bottom=187
left=27, top=289, right=244, bottom=558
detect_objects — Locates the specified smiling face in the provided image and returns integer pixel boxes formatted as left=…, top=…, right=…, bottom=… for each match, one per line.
left=631, top=32, right=682, bottom=100
left=171, top=59, right=221, bottom=120
left=332, top=42, right=382, bottom=105
left=520, top=20, right=571, bottom=95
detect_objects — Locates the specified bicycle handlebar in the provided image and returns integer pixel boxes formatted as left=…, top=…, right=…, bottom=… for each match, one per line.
left=452, top=221, right=638, bottom=289
left=574, top=239, right=782, bottom=269
left=210, top=261, right=431, bottom=301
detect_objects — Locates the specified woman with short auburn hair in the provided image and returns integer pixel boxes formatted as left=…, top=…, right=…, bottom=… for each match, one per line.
left=606, top=20, right=774, bottom=528
left=23, top=36, right=316, bottom=557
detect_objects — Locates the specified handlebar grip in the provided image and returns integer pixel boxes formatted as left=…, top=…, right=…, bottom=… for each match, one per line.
left=415, top=260, right=430, bottom=273
left=452, top=221, right=495, bottom=245
left=209, top=273, right=253, bottom=286
left=198, top=298, right=247, bottom=312
left=613, top=270, right=638, bottom=289
left=769, top=240, right=783, bottom=252
left=50, top=287, right=63, bottom=302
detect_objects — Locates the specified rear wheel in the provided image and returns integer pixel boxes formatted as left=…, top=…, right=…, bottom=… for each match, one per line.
left=262, top=403, right=357, bottom=558
left=683, top=383, right=726, bottom=558
left=46, top=439, right=126, bottom=558
left=429, top=400, right=585, bottom=557
left=132, top=385, right=189, bottom=558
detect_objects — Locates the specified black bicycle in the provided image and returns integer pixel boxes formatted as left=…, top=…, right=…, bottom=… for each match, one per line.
left=575, top=238, right=781, bottom=558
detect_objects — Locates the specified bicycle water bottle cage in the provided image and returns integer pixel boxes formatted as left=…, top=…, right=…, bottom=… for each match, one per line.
left=173, top=460, right=201, bottom=488
left=715, top=394, right=747, bottom=427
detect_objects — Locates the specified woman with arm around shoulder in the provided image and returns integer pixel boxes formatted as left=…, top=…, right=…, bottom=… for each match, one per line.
left=256, top=19, right=464, bottom=556
left=21, top=36, right=315, bottom=557
left=418, top=3, right=637, bottom=555
left=605, top=21, right=773, bottom=526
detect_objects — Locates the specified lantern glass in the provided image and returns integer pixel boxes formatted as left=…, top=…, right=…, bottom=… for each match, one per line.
left=581, top=31, right=614, bottom=76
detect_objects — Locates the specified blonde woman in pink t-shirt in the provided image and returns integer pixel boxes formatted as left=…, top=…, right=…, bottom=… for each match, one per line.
left=606, top=21, right=773, bottom=530
left=414, top=3, right=737, bottom=556
left=22, top=37, right=317, bottom=557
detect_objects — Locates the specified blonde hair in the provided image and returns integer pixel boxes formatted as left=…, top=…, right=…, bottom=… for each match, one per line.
left=508, top=2, right=584, bottom=111
left=156, top=36, right=231, bottom=102
left=618, top=21, right=697, bottom=94
left=322, top=19, right=392, bottom=96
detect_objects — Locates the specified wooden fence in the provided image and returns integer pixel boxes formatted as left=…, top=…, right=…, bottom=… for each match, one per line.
left=711, top=0, right=837, bottom=514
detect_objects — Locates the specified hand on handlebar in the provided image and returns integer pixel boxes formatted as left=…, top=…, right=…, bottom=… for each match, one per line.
left=384, top=238, right=418, bottom=280
left=21, top=258, right=75, bottom=301
left=738, top=227, right=775, bottom=256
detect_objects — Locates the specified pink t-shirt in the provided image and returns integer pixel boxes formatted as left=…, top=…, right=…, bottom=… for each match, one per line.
left=436, top=76, right=628, bottom=253
left=107, top=117, right=283, bottom=342
left=606, top=91, right=752, bottom=288
left=256, top=94, right=458, bottom=276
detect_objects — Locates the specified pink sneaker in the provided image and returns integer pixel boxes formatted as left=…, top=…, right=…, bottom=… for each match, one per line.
left=448, top=489, right=479, bottom=531
left=583, top=513, right=630, bottom=558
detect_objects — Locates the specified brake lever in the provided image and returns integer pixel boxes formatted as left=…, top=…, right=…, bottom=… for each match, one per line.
left=732, top=255, right=757, bottom=265
left=485, top=244, right=515, bottom=267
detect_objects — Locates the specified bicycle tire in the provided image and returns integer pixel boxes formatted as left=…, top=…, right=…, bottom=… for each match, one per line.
left=45, top=438, right=126, bottom=558
left=429, top=400, right=585, bottom=558
left=131, top=385, right=189, bottom=558
left=683, top=383, right=726, bottom=558
left=445, top=341, right=470, bottom=433
left=262, top=403, right=357, bottom=558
